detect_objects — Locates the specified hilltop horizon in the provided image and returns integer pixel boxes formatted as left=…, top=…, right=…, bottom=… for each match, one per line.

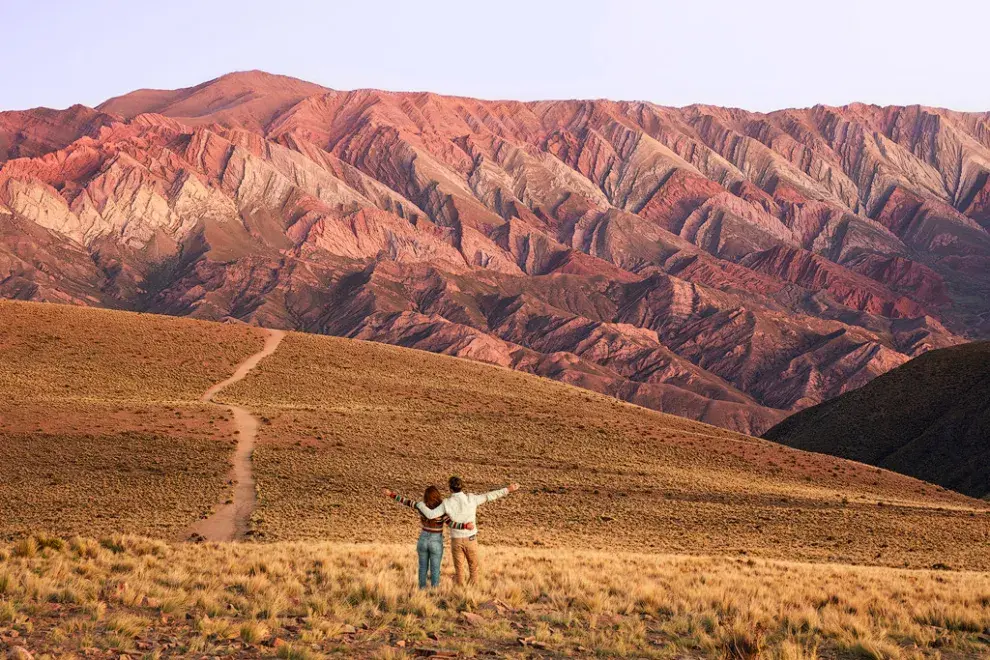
left=5, top=69, right=988, bottom=116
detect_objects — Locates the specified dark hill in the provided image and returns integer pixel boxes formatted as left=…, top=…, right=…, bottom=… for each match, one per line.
left=764, top=342, right=990, bottom=498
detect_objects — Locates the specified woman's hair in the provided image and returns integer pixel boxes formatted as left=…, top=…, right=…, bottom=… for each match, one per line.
left=424, top=485, right=443, bottom=509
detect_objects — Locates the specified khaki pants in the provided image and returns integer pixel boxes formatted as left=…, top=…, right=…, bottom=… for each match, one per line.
left=450, top=536, right=480, bottom=586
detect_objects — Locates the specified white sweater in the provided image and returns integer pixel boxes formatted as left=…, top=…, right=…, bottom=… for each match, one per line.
left=416, top=488, right=509, bottom=539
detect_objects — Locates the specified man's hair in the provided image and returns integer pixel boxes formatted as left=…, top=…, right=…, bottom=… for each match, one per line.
left=449, top=476, right=464, bottom=493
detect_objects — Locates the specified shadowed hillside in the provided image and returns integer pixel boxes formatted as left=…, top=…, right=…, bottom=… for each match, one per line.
left=765, top=341, right=990, bottom=498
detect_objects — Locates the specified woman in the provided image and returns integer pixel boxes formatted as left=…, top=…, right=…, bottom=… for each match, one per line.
left=383, top=485, right=473, bottom=589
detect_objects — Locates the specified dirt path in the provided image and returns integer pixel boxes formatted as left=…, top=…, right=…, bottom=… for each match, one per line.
left=184, top=328, right=285, bottom=542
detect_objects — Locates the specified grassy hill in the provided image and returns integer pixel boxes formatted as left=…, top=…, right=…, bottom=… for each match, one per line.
left=216, top=329, right=990, bottom=570
left=1, top=299, right=988, bottom=564
left=765, top=342, right=990, bottom=499
left=0, top=300, right=264, bottom=539
left=1, top=300, right=990, bottom=657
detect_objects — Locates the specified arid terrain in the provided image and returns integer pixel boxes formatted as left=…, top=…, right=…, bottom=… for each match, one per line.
left=1, top=300, right=989, bottom=657
left=2, top=536, right=990, bottom=659
left=4, top=72, right=990, bottom=434
left=0, top=300, right=264, bottom=539
left=765, top=341, right=990, bottom=498
left=218, top=329, right=990, bottom=571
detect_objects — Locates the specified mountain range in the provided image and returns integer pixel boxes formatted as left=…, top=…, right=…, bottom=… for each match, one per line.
left=3, top=70, right=990, bottom=433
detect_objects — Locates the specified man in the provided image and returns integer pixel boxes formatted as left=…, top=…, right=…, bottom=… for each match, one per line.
left=416, top=476, right=519, bottom=586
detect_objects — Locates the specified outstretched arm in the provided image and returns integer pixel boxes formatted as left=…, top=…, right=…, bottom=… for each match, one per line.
left=382, top=488, right=418, bottom=509
left=471, top=483, right=520, bottom=506
left=415, top=501, right=446, bottom=520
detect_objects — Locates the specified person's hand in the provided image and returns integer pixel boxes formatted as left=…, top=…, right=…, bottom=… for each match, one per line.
left=382, top=488, right=395, bottom=498
left=465, top=522, right=475, bottom=530
left=507, top=483, right=520, bottom=493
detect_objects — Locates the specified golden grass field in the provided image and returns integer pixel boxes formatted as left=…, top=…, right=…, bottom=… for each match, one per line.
left=1, top=535, right=989, bottom=658
left=0, top=300, right=263, bottom=402
left=1, top=300, right=989, bottom=658
left=0, top=301, right=263, bottom=540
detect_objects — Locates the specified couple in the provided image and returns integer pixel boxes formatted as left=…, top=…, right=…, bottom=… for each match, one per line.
left=384, top=476, right=519, bottom=588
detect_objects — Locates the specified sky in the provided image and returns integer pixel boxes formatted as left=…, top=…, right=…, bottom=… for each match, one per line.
left=1, top=0, right=987, bottom=113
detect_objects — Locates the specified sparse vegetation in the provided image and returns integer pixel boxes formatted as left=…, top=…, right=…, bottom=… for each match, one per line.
left=0, top=536, right=988, bottom=658
left=0, top=300, right=264, bottom=402
left=221, top=331, right=990, bottom=569
left=1, top=301, right=990, bottom=657
left=0, top=301, right=256, bottom=539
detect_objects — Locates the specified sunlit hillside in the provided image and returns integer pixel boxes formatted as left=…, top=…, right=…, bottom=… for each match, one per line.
left=1, top=300, right=989, bottom=658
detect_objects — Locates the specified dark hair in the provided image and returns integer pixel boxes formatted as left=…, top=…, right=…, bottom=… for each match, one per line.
left=449, top=476, right=464, bottom=493
left=424, top=485, right=443, bottom=509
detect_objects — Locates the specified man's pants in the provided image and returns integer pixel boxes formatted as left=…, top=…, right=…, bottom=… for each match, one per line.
left=450, top=536, right=480, bottom=586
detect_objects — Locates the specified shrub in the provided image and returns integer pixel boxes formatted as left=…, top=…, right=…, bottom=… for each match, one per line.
left=12, top=537, right=37, bottom=558
left=240, top=620, right=269, bottom=644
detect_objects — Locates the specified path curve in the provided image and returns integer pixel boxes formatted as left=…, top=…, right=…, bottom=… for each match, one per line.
left=185, top=328, right=285, bottom=542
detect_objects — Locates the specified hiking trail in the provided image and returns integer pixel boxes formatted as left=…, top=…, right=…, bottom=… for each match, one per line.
left=184, top=328, right=285, bottom=542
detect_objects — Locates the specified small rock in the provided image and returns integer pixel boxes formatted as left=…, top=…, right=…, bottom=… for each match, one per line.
left=272, top=638, right=288, bottom=649
left=340, top=624, right=357, bottom=635
left=460, top=612, right=486, bottom=626
left=396, top=640, right=407, bottom=648
left=479, top=599, right=511, bottom=615
left=10, top=647, right=33, bottom=660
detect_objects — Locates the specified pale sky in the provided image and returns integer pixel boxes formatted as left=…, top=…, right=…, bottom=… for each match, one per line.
left=2, top=0, right=987, bottom=113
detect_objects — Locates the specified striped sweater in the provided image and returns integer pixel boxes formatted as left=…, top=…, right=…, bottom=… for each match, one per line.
left=389, top=493, right=471, bottom=533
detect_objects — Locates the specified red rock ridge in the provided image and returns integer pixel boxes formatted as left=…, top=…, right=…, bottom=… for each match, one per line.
left=2, top=73, right=989, bottom=434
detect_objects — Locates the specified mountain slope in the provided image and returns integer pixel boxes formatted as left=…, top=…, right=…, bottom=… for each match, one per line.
left=765, top=341, right=990, bottom=498
left=3, top=73, right=990, bottom=433
left=2, top=300, right=989, bottom=571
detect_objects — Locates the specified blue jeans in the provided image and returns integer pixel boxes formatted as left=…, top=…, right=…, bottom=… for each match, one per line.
left=416, top=531, right=444, bottom=588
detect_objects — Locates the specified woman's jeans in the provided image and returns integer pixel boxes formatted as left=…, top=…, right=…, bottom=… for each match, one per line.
left=416, top=531, right=444, bottom=588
